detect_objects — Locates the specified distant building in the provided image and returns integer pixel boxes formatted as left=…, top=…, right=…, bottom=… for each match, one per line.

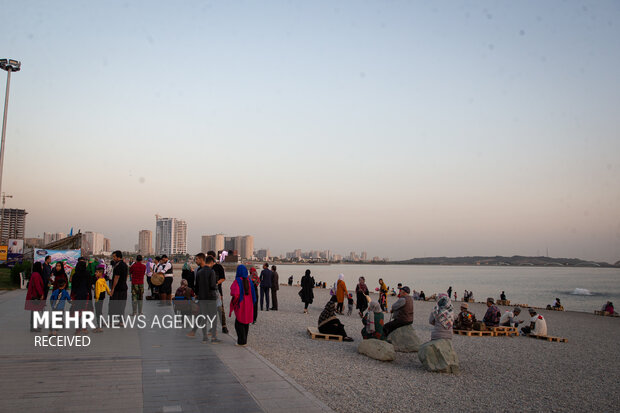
left=239, top=235, right=253, bottom=260
left=43, top=232, right=66, bottom=245
left=138, top=230, right=153, bottom=255
left=155, top=215, right=187, bottom=256
left=332, top=254, right=343, bottom=261
left=361, top=251, right=368, bottom=261
left=103, top=238, right=111, bottom=253
left=82, top=231, right=105, bottom=255
left=256, top=249, right=270, bottom=261
left=24, top=237, right=44, bottom=248
left=201, top=234, right=225, bottom=254
left=0, top=208, right=27, bottom=244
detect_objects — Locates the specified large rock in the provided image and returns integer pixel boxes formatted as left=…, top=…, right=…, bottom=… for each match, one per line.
left=387, top=325, right=422, bottom=352
left=358, top=339, right=396, bottom=361
left=418, top=339, right=459, bottom=373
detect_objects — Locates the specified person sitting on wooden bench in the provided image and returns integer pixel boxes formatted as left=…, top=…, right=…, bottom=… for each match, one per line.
left=500, top=307, right=523, bottom=327
left=454, top=303, right=477, bottom=330
left=500, top=291, right=507, bottom=301
left=318, top=297, right=354, bottom=342
left=520, top=308, right=547, bottom=336
left=483, top=298, right=501, bottom=327
left=602, top=301, right=615, bottom=315
left=383, top=286, right=414, bottom=337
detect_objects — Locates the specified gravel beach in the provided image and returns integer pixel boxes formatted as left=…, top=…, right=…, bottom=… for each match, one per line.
left=218, top=280, right=620, bottom=413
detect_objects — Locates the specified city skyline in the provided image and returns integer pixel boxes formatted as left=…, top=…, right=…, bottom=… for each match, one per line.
left=2, top=2, right=619, bottom=262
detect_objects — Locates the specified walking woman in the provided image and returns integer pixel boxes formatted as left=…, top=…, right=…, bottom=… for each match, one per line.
left=25, top=262, right=46, bottom=332
left=249, top=267, right=260, bottom=324
left=336, top=274, right=347, bottom=314
left=230, top=265, right=256, bottom=346
left=318, top=298, right=353, bottom=342
left=71, top=261, right=92, bottom=334
left=355, top=276, right=369, bottom=317
left=181, top=262, right=195, bottom=290
left=378, top=278, right=388, bottom=312
left=299, top=269, right=315, bottom=313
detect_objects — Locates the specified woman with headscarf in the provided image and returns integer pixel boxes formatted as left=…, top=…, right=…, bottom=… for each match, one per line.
left=71, top=261, right=92, bottom=334
left=51, top=261, right=68, bottom=291
left=230, top=265, right=256, bottom=346
left=355, top=276, right=369, bottom=317
left=378, top=278, right=388, bottom=311
left=299, top=269, right=315, bottom=313
left=174, top=279, right=195, bottom=316
left=361, top=300, right=385, bottom=340
left=25, top=262, right=46, bottom=332
left=249, top=267, right=260, bottom=324
left=181, top=262, right=195, bottom=290
left=335, top=274, right=348, bottom=315
left=429, top=293, right=455, bottom=340
left=318, top=299, right=353, bottom=342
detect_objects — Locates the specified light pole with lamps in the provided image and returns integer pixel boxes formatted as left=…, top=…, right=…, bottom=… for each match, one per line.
left=0, top=59, right=21, bottom=205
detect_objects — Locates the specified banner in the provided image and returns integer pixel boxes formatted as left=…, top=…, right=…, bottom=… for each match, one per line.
left=7, top=239, right=24, bottom=265
left=0, top=245, right=7, bottom=263
left=34, top=249, right=81, bottom=276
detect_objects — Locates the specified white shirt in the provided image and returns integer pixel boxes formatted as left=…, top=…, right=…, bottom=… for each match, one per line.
left=157, top=262, right=173, bottom=277
left=531, top=314, right=547, bottom=336
left=500, top=311, right=515, bottom=326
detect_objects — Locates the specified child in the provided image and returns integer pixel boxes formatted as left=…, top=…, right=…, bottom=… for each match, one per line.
left=93, top=265, right=111, bottom=333
left=49, top=279, right=71, bottom=336
left=347, top=293, right=354, bottom=316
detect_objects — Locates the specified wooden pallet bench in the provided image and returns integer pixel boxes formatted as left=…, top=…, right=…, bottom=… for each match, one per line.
left=528, top=334, right=567, bottom=343
left=453, top=329, right=494, bottom=337
left=594, top=311, right=619, bottom=317
left=496, top=300, right=511, bottom=306
left=488, top=326, right=519, bottom=337
left=513, top=303, right=528, bottom=308
left=307, top=327, right=343, bottom=342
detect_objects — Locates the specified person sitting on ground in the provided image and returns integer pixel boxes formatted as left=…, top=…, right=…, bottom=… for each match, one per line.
left=383, top=286, right=414, bottom=337
left=429, top=293, right=455, bottom=340
left=361, top=300, right=385, bottom=340
left=500, top=291, right=507, bottom=301
left=454, top=302, right=477, bottom=330
left=483, top=297, right=501, bottom=327
left=553, top=298, right=562, bottom=308
left=419, top=290, right=426, bottom=301
left=318, top=297, right=354, bottom=342
left=603, top=301, right=615, bottom=314
left=500, top=307, right=523, bottom=327
left=521, top=308, right=547, bottom=336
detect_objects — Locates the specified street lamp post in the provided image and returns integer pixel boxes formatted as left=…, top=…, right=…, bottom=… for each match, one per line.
left=0, top=59, right=21, bottom=206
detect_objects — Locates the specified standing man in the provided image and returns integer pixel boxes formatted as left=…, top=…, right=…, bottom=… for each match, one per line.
left=109, top=250, right=129, bottom=326
left=207, top=251, right=228, bottom=334
left=259, top=263, right=272, bottom=311
left=156, top=255, right=173, bottom=305
left=194, top=253, right=220, bottom=343
left=42, top=255, right=53, bottom=300
left=130, top=255, right=146, bottom=316
left=270, top=265, right=279, bottom=311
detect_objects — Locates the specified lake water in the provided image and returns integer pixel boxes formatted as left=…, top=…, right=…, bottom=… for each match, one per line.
left=274, top=264, right=620, bottom=313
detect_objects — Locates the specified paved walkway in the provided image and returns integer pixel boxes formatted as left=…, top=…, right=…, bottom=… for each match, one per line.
left=0, top=289, right=332, bottom=413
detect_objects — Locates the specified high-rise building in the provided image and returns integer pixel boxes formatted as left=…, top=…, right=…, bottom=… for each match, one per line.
left=155, top=215, right=187, bottom=255
left=82, top=231, right=105, bottom=255
left=224, top=236, right=235, bottom=251
left=43, top=232, right=66, bottom=245
left=240, top=235, right=253, bottom=259
left=361, top=251, right=368, bottom=261
left=201, top=234, right=225, bottom=253
left=103, top=238, right=111, bottom=252
left=0, top=208, right=27, bottom=244
left=256, top=249, right=270, bottom=261
left=138, top=230, right=153, bottom=255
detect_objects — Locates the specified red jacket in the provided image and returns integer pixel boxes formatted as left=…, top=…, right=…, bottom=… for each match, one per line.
left=25, top=272, right=46, bottom=311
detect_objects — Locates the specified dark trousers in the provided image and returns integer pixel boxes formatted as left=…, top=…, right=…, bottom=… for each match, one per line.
left=337, top=301, right=344, bottom=313
left=383, top=320, right=412, bottom=337
left=304, top=302, right=309, bottom=310
left=260, top=287, right=270, bottom=310
left=271, top=288, right=278, bottom=310
left=110, top=290, right=127, bottom=319
left=235, top=319, right=250, bottom=345
left=521, top=326, right=532, bottom=335
left=252, top=286, right=258, bottom=323
left=318, top=319, right=348, bottom=338
left=95, top=299, right=105, bottom=328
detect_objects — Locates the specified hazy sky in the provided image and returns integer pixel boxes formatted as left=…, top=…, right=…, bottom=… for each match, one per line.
left=1, top=1, right=619, bottom=262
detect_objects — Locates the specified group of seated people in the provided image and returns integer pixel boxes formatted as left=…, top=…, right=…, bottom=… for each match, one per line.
left=453, top=297, right=547, bottom=336
left=601, top=301, right=615, bottom=314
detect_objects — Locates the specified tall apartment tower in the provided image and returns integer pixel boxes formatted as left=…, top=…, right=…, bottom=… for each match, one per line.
left=155, top=215, right=187, bottom=255
left=138, top=230, right=153, bottom=255
left=1, top=208, right=27, bottom=244
left=82, top=231, right=105, bottom=255
left=201, top=234, right=225, bottom=253
left=240, top=235, right=254, bottom=260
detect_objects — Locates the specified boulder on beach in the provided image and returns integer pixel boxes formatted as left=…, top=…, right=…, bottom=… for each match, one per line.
left=387, top=325, right=422, bottom=352
left=358, top=339, right=396, bottom=361
left=418, top=339, right=459, bottom=373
